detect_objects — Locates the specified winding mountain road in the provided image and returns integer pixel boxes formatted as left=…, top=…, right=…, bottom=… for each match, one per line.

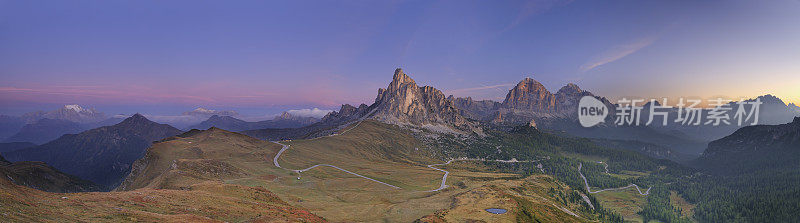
left=271, top=108, right=404, bottom=189
left=424, top=157, right=545, bottom=192
left=270, top=109, right=547, bottom=192
left=425, top=160, right=453, bottom=192
left=598, top=161, right=609, bottom=174
left=578, top=162, right=651, bottom=195
left=272, top=142, right=401, bottom=189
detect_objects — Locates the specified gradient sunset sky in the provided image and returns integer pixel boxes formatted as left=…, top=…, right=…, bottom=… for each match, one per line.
left=1, top=0, right=798, bottom=116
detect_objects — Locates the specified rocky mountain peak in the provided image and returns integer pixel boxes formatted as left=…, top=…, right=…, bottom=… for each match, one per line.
left=320, top=104, right=370, bottom=123
left=756, top=94, right=785, bottom=105
left=117, top=114, right=177, bottom=134
left=556, top=83, right=583, bottom=95
left=517, top=78, right=549, bottom=92
left=125, top=113, right=148, bottom=122
left=371, top=68, right=478, bottom=134
left=502, top=77, right=556, bottom=112
left=391, top=68, right=416, bottom=86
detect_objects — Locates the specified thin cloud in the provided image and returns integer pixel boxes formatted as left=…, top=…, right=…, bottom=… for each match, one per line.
left=502, top=0, right=573, bottom=33
left=580, top=35, right=659, bottom=72
left=445, top=83, right=516, bottom=95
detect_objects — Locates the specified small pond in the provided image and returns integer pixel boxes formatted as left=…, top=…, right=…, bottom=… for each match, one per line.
left=485, top=208, right=507, bottom=214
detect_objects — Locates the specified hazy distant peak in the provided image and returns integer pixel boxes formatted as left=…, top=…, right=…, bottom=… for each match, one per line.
left=63, top=104, right=94, bottom=113
left=21, top=104, right=106, bottom=124
left=120, top=113, right=157, bottom=126
left=182, top=107, right=239, bottom=117
left=556, top=83, right=583, bottom=95
left=788, top=103, right=800, bottom=113
left=755, top=94, right=785, bottom=105
left=284, top=108, right=333, bottom=118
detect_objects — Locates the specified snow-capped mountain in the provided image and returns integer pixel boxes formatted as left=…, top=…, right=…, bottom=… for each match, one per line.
left=21, top=104, right=106, bottom=124
left=181, top=107, right=239, bottom=117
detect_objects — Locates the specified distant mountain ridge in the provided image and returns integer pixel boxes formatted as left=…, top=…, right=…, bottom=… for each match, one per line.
left=3, top=114, right=182, bottom=190
left=242, top=103, right=373, bottom=140
left=21, top=104, right=106, bottom=124
left=3, top=118, right=85, bottom=144
left=0, top=115, right=25, bottom=140
left=449, top=77, right=615, bottom=125
left=187, top=111, right=319, bottom=132
left=0, top=142, right=36, bottom=153
left=1, top=105, right=126, bottom=144
left=182, top=107, right=239, bottom=117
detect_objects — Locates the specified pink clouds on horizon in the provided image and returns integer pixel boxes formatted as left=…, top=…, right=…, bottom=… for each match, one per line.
left=0, top=83, right=356, bottom=107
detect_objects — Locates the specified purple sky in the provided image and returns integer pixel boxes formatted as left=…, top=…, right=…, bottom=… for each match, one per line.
left=1, top=0, right=798, bottom=116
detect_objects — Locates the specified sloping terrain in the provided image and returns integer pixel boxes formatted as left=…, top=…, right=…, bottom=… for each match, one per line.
left=695, top=116, right=800, bottom=175
left=117, top=118, right=619, bottom=222
left=118, top=127, right=284, bottom=190
left=0, top=142, right=36, bottom=153
left=0, top=154, right=101, bottom=193
left=3, top=118, right=85, bottom=144
left=0, top=174, right=325, bottom=222
left=4, top=114, right=182, bottom=189
left=673, top=117, right=800, bottom=222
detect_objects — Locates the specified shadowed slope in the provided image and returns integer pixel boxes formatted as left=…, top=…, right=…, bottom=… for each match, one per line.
left=0, top=171, right=325, bottom=222
left=4, top=114, right=182, bottom=189
left=0, top=154, right=101, bottom=193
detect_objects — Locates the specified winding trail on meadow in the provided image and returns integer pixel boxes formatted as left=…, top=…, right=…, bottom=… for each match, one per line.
left=272, top=142, right=401, bottom=189
left=270, top=108, right=402, bottom=189
left=425, top=157, right=544, bottom=192
left=271, top=108, right=548, bottom=192
left=578, top=162, right=651, bottom=195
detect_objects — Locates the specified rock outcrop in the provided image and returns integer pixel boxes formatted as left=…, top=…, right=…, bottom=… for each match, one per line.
left=320, top=104, right=371, bottom=124
left=449, top=96, right=501, bottom=121
left=502, top=78, right=558, bottom=112
left=501, top=78, right=598, bottom=116
left=370, top=68, right=478, bottom=133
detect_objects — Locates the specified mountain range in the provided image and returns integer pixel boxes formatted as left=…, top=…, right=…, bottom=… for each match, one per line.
left=371, top=68, right=480, bottom=134
left=3, top=118, right=86, bottom=144
left=187, top=111, right=319, bottom=132
left=1, top=105, right=126, bottom=144
left=2, top=67, right=799, bottom=222
left=3, top=114, right=182, bottom=190
left=20, top=104, right=107, bottom=124
left=240, top=68, right=799, bottom=160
